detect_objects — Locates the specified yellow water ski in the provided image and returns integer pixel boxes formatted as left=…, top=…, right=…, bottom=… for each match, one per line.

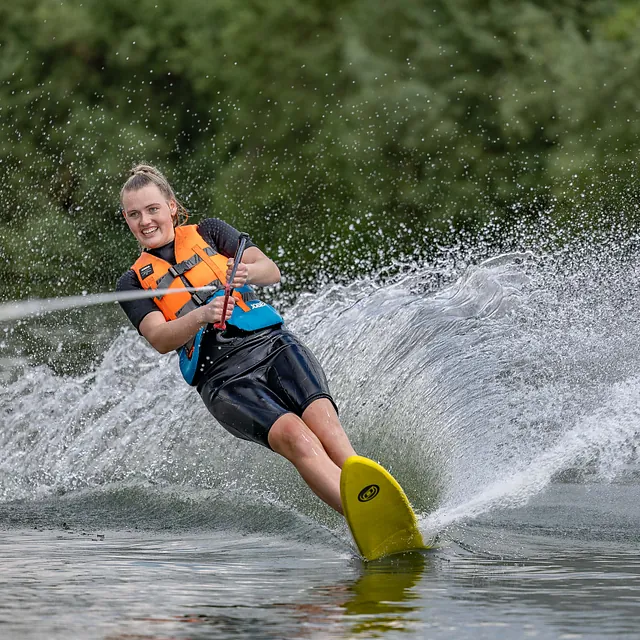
left=340, top=455, right=429, bottom=561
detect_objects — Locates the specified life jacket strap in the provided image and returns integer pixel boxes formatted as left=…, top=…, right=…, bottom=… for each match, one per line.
left=169, top=246, right=216, bottom=277
left=192, top=244, right=251, bottom=312
left=192, top=244, right=228, bottom=284
left=155, top=249, right=219, bottom=289
left=175, top=299, right=199, bottom=318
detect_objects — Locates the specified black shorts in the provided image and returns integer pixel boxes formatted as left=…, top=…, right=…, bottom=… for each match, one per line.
left=196, top=326, right=337, bottom=448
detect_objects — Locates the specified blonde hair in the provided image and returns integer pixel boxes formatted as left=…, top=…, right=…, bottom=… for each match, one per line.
left=120, top=163, right=189, bottom=226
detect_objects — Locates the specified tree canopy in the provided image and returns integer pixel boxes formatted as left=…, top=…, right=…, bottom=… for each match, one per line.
left=0, top=0, right=638, bottom=300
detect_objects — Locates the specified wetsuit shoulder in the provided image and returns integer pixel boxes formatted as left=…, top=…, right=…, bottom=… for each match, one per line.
left=197, top=218, right=256, bottom=258
left=116, top=269, right=158, bottom=333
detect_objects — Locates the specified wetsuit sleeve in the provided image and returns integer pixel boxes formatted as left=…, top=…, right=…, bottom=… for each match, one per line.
left=116, top=270, right=159, bottom=333
left=197, top=218, right=257, bottom=258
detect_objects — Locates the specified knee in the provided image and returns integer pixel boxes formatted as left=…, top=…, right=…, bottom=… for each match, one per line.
left=268, top=416, right=318, bottom=460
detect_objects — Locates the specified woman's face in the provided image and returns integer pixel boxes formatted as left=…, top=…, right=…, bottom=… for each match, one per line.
left=122, top=184, right=177, bottom=249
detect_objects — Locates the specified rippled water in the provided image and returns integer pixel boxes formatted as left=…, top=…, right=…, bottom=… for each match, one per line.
left=2, top=486, right=639, bottom=639
left=2, top=237, right=640, bottom=638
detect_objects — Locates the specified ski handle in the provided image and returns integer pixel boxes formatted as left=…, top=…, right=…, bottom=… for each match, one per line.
left=213, top=232, right=250, bottom=330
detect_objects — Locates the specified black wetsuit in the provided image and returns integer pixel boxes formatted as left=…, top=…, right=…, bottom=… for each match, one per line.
left=117, top=218, right=336, bottom=448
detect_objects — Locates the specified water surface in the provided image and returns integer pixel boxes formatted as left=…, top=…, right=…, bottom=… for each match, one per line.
left=2, top=247, right=639, bottom=638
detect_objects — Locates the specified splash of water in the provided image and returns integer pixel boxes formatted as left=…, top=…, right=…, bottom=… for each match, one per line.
left=1, top=223, right=639, bottom=538
left=423, top=377, right=640, bottom=533
left=286, top=237, right=640, bottom=529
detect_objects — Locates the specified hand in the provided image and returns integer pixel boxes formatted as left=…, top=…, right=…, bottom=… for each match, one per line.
left=200, top=295, right=235, bottom=325
left=226, top=259, right=249, bottom=288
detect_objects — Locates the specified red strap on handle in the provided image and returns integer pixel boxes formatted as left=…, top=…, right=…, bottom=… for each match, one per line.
left=213, top=232, right=249, bottom=330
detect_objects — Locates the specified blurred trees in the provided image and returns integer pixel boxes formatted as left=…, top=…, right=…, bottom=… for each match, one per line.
left=0, top=0, right=638, bottom=300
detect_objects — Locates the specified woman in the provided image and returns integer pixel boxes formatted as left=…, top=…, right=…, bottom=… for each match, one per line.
left=116, top=164, right=356, bottom=513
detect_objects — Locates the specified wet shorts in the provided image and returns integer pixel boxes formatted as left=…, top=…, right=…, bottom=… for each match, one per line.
left=196, top=326, right=337, bottom=448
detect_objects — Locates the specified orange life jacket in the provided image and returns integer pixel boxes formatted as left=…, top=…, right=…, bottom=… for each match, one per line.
left=130, top=224, right=250, bottom=321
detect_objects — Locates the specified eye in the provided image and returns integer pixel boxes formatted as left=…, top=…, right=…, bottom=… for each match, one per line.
left=127, top=211, right=140, bottom=219
left=149, top=207, right=159, bottom=213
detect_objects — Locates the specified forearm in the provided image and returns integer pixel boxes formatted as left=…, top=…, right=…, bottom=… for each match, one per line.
left=142, top=309, right=206, bottom=354
left=246, top=257, right=281, bottom=287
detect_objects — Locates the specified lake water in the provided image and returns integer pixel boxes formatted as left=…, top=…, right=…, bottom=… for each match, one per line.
left=2, top=249, right=639, bottom=638
left=2, top=482, right=639, bottom=639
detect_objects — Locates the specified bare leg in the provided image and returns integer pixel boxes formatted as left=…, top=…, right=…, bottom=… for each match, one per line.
left=268, top=412, right=344, bottom=513
left=301, top=398, right=356, bottom=468
left=268, top=399, right=357, bottom=513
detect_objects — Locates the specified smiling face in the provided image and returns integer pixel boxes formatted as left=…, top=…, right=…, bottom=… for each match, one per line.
left=122, top=184, right=177, bottom=249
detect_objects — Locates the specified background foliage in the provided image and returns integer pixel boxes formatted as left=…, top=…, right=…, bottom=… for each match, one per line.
left=1, top=0, right=639, bottom=300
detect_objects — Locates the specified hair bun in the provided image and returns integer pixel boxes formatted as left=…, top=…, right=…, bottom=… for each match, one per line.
left=130, top=164, right=158, bottom=177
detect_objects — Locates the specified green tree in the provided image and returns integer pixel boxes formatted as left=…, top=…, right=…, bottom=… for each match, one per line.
left=0, top=0, right=638, bottom=302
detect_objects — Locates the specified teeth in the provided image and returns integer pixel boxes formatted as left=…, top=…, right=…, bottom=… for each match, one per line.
left=142, top=227, right=158, bottom=235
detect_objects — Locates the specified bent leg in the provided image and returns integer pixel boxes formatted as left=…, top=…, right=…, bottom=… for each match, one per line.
left=301, top=398, right=356, bottom=468
left=268, top=412, right=343, bottom=513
